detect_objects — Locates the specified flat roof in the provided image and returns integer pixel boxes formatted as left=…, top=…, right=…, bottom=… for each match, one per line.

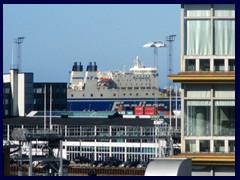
left=168, top=72, right=235, bottom=83
left=3, top=116, right=155, bottom=127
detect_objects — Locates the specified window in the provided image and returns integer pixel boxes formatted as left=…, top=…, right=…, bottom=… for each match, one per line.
left=36, top=88, right=42, bottom=93
left=228, top=140, right=235, bottom=152
left=214, top=20, right=235, bottom=55
left=214, top=59, right=224, bottom=71
left=213, top=4, right=235, bottom=17
left=185, top=20, right=211, bottom=55
left=200, top=140, right=210, bottom=152
left=214, top=84, right=235, bottom=98
left=213, top=101, right=235, bottom=136
left=5, top=88, right=10, bottom=94
left=214, top=140, right=225, bottom=152
left=185, top=140, right=196, bottom=153
left=200, top=59, right=210, bottom=71
left=184, top=4, right=211, bottom=17
left=5, top=109, right=8, bottom=115
left=4, top=99, right=8, bottom=104
left=229, top=59, right=235, bottom=71
left=185, top=59, right=195, bottom=71
left=185, top=84, right=211, bottom=98
left=184, top=101, right=210, bottom=136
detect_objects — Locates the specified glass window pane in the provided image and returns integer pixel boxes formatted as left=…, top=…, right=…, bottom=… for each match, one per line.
left=229, top=59, right=235, bottom=71
left=214, top=20, right=235, bottom=56
left=214, top=101, right=235, bottom=136
left=200, top=59, right=210, bottom=71
left=185, top=101, right=211, bottom=136
left=185, top=20, right=211, bottom=55
left=185, top=4, right=211, bottom=17
left=185, top=85, right=211, bottom=98
left=228, top=140, right=235, bottom=152
left=185, top=140, right=196, bottom=152
left=200, top=140, right=210, bottom=152
left=214, top=84, right=235, bottom=98
left=214, top=59, right=224, bottom=71
left=185, top=59, right=195, bottom=71
left=214, top=140, right=225, bottom=152
left=214, top=4, right=235, bottom=17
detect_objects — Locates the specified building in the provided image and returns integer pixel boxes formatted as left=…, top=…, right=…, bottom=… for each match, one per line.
left=3, top=69, right=67, bottom=117
left=33, top=83, right=67, bottom=111
left=168, top=4, right=235, bottom=176
left=3, top=116, right=180, bottom=163
left=3, top=69, right=34, bottom=117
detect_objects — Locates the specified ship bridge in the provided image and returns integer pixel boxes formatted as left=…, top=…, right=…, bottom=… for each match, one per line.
left=130, top=56, right=157, bottom=75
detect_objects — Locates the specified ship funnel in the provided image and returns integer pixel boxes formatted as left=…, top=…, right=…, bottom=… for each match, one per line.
left=72, top=62, right=77, bottom=71
left=94, top=62, right=97, bottom=71
left=79, top=62, right=83, bottom=71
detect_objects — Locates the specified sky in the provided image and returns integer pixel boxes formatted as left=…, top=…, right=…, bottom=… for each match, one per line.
left=3, top=4, right=181, bottom=88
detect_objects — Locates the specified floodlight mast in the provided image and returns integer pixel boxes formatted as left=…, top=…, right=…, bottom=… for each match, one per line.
left=165, top=35, right=176, bottom=87
left=143, top=41, right=166, bottom=107
left=143, top=41, right=166, bottom=69
left=14, top=37, right=25, bottom=72
left=165, top=35, right=176, bottom=129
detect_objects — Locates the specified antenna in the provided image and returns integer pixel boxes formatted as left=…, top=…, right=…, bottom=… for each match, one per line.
left=14, top=37, right=25, bottom=72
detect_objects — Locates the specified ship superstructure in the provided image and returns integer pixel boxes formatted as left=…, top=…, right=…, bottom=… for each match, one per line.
left=67, top=56, right=179, bottom=111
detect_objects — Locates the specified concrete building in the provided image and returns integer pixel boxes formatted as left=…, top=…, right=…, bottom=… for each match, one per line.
left=168, top=4, right=235, bottom=176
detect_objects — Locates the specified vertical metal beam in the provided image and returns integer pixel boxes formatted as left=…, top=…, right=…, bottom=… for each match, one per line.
left=59, top=140, right=63, bottom=176
left=28, top=141, right=32, bottom=176
left=50, top=85, right=52, bottom=130
left=175, top=86, right=178, bottom=130
left=44, top=84, right=46, bottom=130
left=18, top=142, right=22, bottom=176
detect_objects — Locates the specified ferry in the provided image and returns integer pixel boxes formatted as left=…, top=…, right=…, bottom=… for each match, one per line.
left=67, top=56, right=180, bottom=112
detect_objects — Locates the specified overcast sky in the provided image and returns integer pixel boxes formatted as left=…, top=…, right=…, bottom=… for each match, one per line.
left=3, top=4, right=181, bottom=88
